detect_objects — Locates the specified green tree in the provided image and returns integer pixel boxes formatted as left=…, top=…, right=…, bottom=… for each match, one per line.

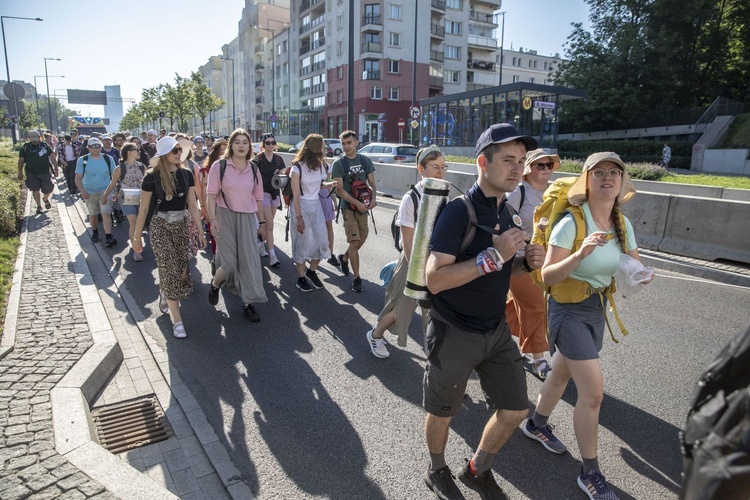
left=18, top=103, right=43, bottom=131
left=120, top=103, right=143, bottom=132
left=189, top=72, right=224, bottom=135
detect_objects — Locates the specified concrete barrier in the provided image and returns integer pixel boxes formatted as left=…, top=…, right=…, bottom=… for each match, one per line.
left=722, top=188, right=750, bottom=202
left=658, top=196, right=750, bottom=264
left=620, top=193, right=670, bottom=251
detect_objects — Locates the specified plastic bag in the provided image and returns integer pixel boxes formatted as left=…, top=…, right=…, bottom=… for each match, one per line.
left=379, top=260, right=398, bottom=288
left=614, top=253, right=655, bottom=298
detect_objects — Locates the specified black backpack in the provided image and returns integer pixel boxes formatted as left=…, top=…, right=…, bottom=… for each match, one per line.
left=81, top=153, right=113, bottom=178
left=143, top=169, right=191, bottom=228
left=392, top=187, right=420, bottom=252
left=680, top=321, right=750, bottom=500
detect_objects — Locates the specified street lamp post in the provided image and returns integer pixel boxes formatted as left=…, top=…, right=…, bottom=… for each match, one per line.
left=1, top=15, right=43, bottom=144
left=33, top=75, right=64, bottom=129
left=44, top=57, right=61, bottom=131
left=218, top=55, right=235, bottom=131
left=256, top=21, right=289, bottom=126
left=496, top=11, right=506, bottom=86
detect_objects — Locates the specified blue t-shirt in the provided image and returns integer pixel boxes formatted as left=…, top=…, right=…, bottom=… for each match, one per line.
left=549, top=202, right=637, bottom=289
left=75, top=154, right=114, bottom=193
left=429, top=184, right=516, bottom=333
left=102, top=147, right=120, bottom=163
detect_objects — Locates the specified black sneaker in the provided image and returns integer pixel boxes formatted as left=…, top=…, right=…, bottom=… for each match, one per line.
left=297, top=277, right=313, bottom=292
left=327, top=256, right=340, bottom=267
left=306, top=269, right=324, bottom=289
left=338, top=253, right=349, bottom=276
left=424, top=466, right=464, bottom=500
left=104, top=236, right=117, bottom=248
left=243, top=303, right=260, bottom=322
left=352, top=277, right=363, bottom=292
left=208, top=282, right=220, bottom=306
left=91, top=231, right=100, bottom=243
left=458, top=462, right=507, bottom=500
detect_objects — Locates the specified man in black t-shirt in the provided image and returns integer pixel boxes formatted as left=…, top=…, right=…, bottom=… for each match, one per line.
left=421, top=124, right=546, bottom=499
left=18, top=130, right=59, bottom=214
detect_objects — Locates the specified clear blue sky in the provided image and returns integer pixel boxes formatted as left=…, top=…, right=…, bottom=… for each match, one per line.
left=2, top=0, right=591, bottom=116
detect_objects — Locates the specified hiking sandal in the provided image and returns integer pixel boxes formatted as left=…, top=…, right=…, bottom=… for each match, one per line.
left=532, top=358, right=552, bottom=380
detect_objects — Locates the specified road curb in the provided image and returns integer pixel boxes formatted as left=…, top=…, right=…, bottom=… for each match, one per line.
left=0, top=192, right=31, bottom=361
left=50, top=184, right=178, bottom=499
left=640, top=250, right=750, bottom=288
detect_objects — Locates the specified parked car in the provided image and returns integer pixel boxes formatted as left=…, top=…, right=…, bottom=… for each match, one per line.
left=289, top=140, right=333, bottom=156
left=357, top=143, right=419, bottom=164
left=324, top=139, right=343, bottom=156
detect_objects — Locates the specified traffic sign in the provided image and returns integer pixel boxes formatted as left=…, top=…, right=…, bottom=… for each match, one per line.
left=534, top=101, right=556, bottom=109
left=7, top=100, right=25, bottom=116
left=3, top=82, right=25, bottom=100
left=411, top=120, right=419, bottom=129
left=409, top=106, right=420, bottom=119
left=270, top=113, right=277, bottom=122
left=398, top=119, right=405, bottom=129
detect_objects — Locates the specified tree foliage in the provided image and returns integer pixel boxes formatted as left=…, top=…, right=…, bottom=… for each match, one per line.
left=556, top=0, right=750, bottom=132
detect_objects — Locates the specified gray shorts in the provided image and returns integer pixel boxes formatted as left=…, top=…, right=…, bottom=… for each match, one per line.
left=83, top=191, right=113, bottom=216
left=548, top=294, right=605, bottom=360
left=25, top=174, right=54, bottom=194
left=423, top=310, right=528, bottom=418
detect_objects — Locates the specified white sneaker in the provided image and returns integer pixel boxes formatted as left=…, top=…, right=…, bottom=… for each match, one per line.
left=258, top=241, right=268, bottom=257
left=269, top=254, right=280, bottom=267
left=366, top=329, right=390, bottom=358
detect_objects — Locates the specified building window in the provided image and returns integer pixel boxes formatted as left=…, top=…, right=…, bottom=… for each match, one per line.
left=529, top=77, right=535, bottom=83
left=338, top=66, right=343, bottom=79
left=337, top=90, right=343, bottom=104
left=512, top=75, right=520, bottom=83
left=388, top=86, right=399, bottom=100
left=445, top=21, right=461, bottom=35
left=389, top=4, right=402, bottom=19
left=337, top=41, right=343, bottom=55
left=446, top=0, right=461, bottom=8
left=444, top=45, right=460, bottom=59
left=338, top=15, right=343, bottom=30
left=365, top=3, right=381, bottom=18
left=544, top=61, right=548, bottom=70
left=389, top=32, right=401, bottom=46
left=371, top=86, right=383, bottom=99
left=389, top=60, right=400, bottom=73
left=512, top=57, right=516, bottom=66
left=445, top=70, right=460, bottom=83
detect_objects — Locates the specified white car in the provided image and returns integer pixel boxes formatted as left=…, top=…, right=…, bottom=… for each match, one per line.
left=357, top=143, right=419, bottom=164
left=324, top=139, right=343, bottom=156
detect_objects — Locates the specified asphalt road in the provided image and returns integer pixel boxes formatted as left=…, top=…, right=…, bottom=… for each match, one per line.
left=101, top=199, right=750, bottom=500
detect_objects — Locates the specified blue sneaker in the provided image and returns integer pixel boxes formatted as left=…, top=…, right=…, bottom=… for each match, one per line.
left=577, top=468, right=619, bottom=500
left=521, top=419, right=567, bottom=454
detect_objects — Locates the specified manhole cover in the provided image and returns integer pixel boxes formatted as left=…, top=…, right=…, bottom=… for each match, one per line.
left=91, top=394, right=172, bottom=453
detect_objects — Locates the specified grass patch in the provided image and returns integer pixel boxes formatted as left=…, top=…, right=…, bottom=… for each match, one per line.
left=725, top=113, right=750, bottom=149
left=0, top=139, right=23, bottom=340
left=661, top=173, right=750, bottom=190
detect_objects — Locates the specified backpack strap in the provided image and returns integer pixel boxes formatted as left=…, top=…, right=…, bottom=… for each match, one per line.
left=458, top=195, right=478, bottom=255
left=408, top=187, right=420, bottom=220
left=518, top=183, right=526, bottom=211
left=218, top=159, right=232, bottom=211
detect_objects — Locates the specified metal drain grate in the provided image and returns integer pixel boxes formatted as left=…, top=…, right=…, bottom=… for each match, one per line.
left=91, top=394, right=172, bottom=453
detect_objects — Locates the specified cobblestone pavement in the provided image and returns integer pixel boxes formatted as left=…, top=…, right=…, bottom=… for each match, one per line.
left=0, top=203, right=115, bottom=499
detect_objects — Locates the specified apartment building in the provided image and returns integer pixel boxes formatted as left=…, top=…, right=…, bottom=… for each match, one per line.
left=498, top=47, right=561, bottom=86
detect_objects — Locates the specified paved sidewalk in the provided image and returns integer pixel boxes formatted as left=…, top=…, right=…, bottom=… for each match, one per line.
left=0, top=196, right=113, bottom=499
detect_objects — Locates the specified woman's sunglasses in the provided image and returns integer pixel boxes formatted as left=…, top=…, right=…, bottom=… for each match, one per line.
left=534, top=162, right=555, bottom=170
left=170, top=147, right=183, bottom=154
left=264, top=141, right=276, bottom=146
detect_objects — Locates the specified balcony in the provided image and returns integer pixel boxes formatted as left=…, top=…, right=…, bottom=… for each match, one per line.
left=300, top=36, right=326, bottom=56
left=430, top=23, right=445, bottom=38
left=255, top=96, right=265, bottom=104
left=300, top=60, right=326, bottom=76
left=362, top=42, right=382, bottom=53
left=255, top=63, right=264, bottom=72
left=362, top=15, right=382, bottom=28
left=299, top=0, right=322, bottom=12
left=430, top=49, right=444, bottom=62
left=467, top=59, right=496, bottom=71
left=469, top=11, right=497, bottom=24
left=468, top=34, right=498, bottom=49
left=300, top=15, right=325, bottom=34
left=299, top=82, right=326, bottom=97
left=255, top=80, right=265, bottom=88
left=255, top=43, right=265, bottom=54
left=431, top=0, right=446, bottom=12
left=471, top=0, right=501, bottom=7
left=255, top=113, right=263, bottom=122
left=362, top=70, right=381, bottom=80
left=429, top=76, right=444, bottom=87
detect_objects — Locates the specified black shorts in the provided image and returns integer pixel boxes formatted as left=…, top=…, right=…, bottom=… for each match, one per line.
left=423, top=310, right=528, bottom=417
left=25, top=174, right=54, bottom=194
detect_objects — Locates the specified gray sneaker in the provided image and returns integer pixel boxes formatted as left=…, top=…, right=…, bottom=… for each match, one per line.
left=366, top=329, right=389, bottom=358
left=424, top=466, right=464, bottom=500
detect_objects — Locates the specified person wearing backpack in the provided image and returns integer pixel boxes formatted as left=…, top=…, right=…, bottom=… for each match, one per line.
left=17, top=130, right=58, bottom=215
left=505, top=149, right=560, bottom=379
left=421, top=124, right=545, bottom=499
left=366, top=145, right=446, bottom=359
left=100, top=143, right=146, bottom=261
left=331, top=130, right=378, bottom=292
left=205, top=129, right=267, bottom=322
left=130, top=137, right=206, bottom=339
left=255, top=133, right=286, bottom=266
left=522, top=152, right=649, bottom=500
left=75, top=137, right=118, bottom=247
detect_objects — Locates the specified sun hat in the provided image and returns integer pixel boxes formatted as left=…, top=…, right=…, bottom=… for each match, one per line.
left=150, top=137, right=192, bottom=166
left=87, top=137, right=102, bottom=147
left=147, top=129, right=158, bottom=136
left=568, top=152, right=636, bottom=206
left=523, top=148, right=560, bottom=177
left=474, top=123, right=537, bottom=157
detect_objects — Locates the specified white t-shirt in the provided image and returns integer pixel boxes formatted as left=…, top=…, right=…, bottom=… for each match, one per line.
left=505, top=180, right=544, bottom=234
left=291, top=161, right=328, bottom=201
left=396, top=181, right=423, bottom=229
